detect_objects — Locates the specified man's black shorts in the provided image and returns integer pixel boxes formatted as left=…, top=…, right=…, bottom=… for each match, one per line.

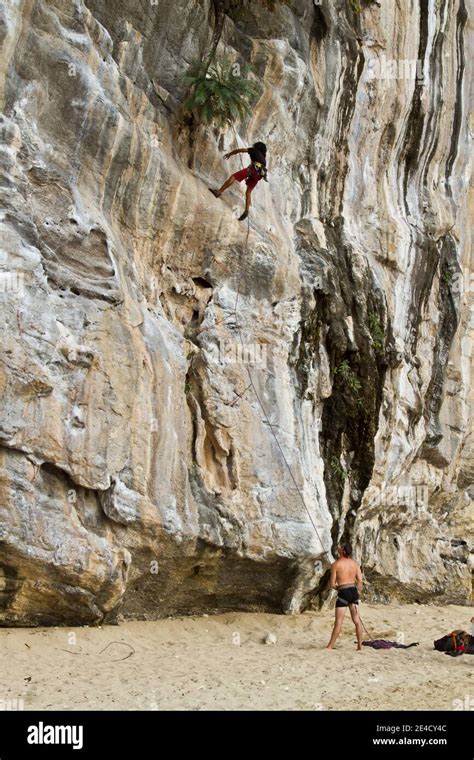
left=336, top=585, right=360, bottom=607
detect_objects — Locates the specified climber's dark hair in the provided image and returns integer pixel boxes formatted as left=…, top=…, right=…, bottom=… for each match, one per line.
left=253, top=141, right=267, bottom=155
left=341, top=543, right=352, bottom=558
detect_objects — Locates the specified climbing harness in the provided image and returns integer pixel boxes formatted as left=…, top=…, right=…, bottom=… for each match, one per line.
left=246, top=161, right=267, bottom=184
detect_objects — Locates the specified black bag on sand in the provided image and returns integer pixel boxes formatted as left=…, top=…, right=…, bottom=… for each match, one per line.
left=434, top=630, right=474, bottom=656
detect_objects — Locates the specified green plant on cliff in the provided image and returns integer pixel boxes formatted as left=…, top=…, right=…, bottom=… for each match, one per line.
left=335, top=359, right=364, bottom=409
left=335, top=360, right=362, bottom=394
left=442, top=268, right=453, bottom=286
left=182, top=57, right=258, bottom=128
left=330, top=456, right=347, bottom=483
left=368, top=311, right=385, bottom=355
left=349, top=0, right=370, bottom=13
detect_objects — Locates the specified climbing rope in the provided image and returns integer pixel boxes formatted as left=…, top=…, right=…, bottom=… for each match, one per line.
left=207, top=20, right=379, bottom=641
left=229, top=123, right=331, bottom=564
left=227, top=127, right=376, bottom=640
left=220, top=24, right=330, bottom=561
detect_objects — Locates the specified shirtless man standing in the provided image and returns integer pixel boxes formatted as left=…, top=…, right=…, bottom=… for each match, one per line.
left=326, top=543, right=364, bottom=651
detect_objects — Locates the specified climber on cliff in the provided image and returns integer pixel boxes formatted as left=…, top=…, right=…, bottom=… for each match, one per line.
left=326, top=543, right=364, bottom=651
left=209, top=141, right=268, bottom=221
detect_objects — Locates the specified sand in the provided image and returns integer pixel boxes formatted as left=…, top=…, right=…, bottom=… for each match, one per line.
left=0, top=603, right=472, bottom=711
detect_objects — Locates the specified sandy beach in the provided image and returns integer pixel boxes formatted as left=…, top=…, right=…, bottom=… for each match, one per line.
left=0, top=603, right=472, bottom=711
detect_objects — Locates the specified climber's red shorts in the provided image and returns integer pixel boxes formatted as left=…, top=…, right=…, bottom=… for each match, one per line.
left=233, top=165, right=262, bottom=192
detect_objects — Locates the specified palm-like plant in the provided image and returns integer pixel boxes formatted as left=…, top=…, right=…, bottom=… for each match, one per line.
left=182, top=57, right=258, bottom=128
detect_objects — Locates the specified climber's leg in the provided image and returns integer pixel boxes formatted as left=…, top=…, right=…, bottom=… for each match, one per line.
left=239, top=186, right=252, bottom=221
left=210, top=175, right=236, bottom=197
left=210, top=168, right=248, bottom=198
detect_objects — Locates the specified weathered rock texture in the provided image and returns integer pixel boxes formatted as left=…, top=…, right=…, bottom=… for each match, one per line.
left=0, top=0, right=472, bottom=624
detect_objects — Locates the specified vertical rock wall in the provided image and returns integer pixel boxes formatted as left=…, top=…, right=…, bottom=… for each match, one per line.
left=0, top=0, right=471, bottom=623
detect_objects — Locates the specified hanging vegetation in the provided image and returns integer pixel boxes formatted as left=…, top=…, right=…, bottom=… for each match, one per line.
left=182, top=57, right=258, bottom=128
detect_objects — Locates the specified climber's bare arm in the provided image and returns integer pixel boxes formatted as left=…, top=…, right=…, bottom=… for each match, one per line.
left=356, top=564, right=363, bottom=592
left=224, top=148, right=250, bottom=159
left=329, top=563, right=338, bottom=590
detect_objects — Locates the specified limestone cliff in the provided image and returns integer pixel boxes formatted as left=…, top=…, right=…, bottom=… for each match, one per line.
left=0, top=0, right=472, bottom=625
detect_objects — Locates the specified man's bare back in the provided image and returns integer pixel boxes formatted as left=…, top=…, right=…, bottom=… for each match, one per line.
left=331, top=557, right=362, bottom=590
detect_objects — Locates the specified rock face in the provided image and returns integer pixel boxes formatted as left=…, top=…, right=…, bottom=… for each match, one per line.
left=0, top=0, right=472, bottom=624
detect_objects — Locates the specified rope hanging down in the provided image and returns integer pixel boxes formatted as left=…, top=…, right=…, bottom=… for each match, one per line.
left=227, top=143, right=375, bottom=639
left=229, top=124, right=331, bottom=564
left=217, top=25, right=380, bottom=640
